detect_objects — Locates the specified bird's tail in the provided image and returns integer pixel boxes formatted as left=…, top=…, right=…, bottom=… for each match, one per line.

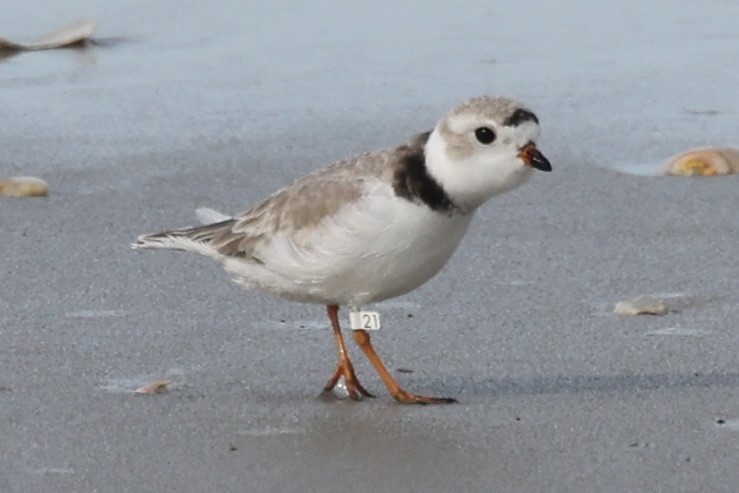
left=132, top=218, right=236, bottom=257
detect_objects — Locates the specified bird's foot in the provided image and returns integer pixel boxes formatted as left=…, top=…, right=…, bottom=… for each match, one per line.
left=323, top=359, right=374, bottom=400
left=391, top=388, right=458, bottom=405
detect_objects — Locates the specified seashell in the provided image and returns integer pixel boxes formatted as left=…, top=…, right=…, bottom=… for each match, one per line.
left=0, top=18, right=96, bottom=52
left=661, top=147, right=739, bottom=176
left=614, top=295, right=668, bottom=316
left=0, top=176, right=49, bottom=197
left=134, top=380, right=172, bottom=394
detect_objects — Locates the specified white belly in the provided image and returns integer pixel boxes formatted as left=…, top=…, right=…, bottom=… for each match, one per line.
left=223, top=187, right=474, bottom=306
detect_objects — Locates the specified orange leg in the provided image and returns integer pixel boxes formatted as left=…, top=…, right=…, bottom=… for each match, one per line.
left=352, top=329, right=457, bottom=405
left=322, top=305, right=374, bottom=400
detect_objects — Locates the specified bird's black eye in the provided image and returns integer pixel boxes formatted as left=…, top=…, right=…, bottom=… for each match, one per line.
left=474, top=127, right=496, bottom=145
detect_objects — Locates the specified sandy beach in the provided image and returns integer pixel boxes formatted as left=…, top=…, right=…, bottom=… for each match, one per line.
left=2, top=1, right=738, bottom=492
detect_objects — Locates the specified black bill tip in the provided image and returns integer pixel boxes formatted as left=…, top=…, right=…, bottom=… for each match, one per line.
left=518, top=143, right=552, bottom=172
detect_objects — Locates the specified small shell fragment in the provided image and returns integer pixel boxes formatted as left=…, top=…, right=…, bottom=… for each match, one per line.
left=614, top=295, right=668, bottom=316
left=134, top=380, right=172, bottom=394
left=195, top=207, right=231, bottom=224
left=0, top=176, right=49, bottom=197
left=0, top=18, right=97, bottom=52
left=661, top=147, right=739, bottom=176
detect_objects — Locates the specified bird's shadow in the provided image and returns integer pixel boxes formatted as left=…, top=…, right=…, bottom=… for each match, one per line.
left=422, top=371, right=739, bottom=398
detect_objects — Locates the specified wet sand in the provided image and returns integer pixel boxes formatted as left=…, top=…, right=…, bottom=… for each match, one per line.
left=2, top=1, right=739, bottom=492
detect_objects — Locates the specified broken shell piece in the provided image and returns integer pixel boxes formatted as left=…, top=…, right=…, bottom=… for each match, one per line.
left=661, top=147, right=739, bottom=176
left=0, top=18, right=97, bottom=52
left=614, top=295, right=668, bottom=316
left=195, top=206, right=231, bottom=224
left=134, top=380, right=172, bottom=394
left=331, top=378, right=351, bottom=399
left=0, top=176, right=48, bottom=197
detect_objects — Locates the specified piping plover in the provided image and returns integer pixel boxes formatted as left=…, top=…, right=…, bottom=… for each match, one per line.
left=133, top=95, right=552, bottom=404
